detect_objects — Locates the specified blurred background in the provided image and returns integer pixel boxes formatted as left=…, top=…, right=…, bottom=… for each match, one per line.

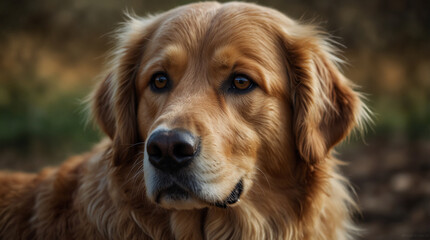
left=0, top=0, right=429, bottom=239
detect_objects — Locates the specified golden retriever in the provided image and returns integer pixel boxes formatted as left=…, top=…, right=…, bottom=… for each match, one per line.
left=0, top=2, right=369, bottom=239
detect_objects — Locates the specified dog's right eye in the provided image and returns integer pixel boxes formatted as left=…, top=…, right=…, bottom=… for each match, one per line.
left=150, top=72, right=170, bottom=91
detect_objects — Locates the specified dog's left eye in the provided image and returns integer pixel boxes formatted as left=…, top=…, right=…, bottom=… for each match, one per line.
left=230, top=74, right=256, bottom=93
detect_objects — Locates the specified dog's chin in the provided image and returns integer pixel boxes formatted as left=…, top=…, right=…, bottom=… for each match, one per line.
left=155, top=185, right=206, bottom=210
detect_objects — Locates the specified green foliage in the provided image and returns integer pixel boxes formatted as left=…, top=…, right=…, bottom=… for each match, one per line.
left=0, top=71, right=101, bottom=166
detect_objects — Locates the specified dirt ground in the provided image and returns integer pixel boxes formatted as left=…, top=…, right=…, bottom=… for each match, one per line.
left=340, top=138, right=430, bottom=240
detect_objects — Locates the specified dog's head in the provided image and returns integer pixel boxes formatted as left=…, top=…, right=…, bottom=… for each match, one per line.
left=92, top=2, right=368, bottom=210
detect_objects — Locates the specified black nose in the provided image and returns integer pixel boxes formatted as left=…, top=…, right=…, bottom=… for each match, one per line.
left=146, top=129, right=199, bottom=172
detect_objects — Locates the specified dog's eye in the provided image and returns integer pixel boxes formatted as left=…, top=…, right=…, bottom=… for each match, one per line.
left=150, top=72, right=169, bottom=91
left=230, top=74, right=255, bottom=92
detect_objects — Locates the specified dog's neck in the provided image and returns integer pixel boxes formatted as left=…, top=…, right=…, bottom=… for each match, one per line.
left=166, top=164, right=349, bottom=240
left=168, top=177, right=307, bottom=239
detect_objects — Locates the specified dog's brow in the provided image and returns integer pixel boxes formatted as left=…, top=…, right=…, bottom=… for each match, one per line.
left=139, top=44, right=188, bottom=82
left=212, top=45, right=271, bottom=93
left=212, top=45, right=238, bottom=70
left=163, top=44, right=188, bottom=70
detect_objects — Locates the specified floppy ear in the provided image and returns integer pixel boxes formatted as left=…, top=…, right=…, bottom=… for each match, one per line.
left=281, top=26, right=368, bottom=164
left=92, top=73, right=116, bottom=139
left=92, top=16, right=155, bottom=165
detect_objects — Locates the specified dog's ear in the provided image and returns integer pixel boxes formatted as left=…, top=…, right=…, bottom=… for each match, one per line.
left=280, top=25, right=368, bottom=164
left=92, top=73, right=116, bottom=139
left=92, top=16, right=155, bottom=165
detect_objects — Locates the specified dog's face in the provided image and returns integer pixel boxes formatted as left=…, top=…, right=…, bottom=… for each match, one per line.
left=136, top=4, right=294, bottom=209
left=93, top=2, right=366, bottom=210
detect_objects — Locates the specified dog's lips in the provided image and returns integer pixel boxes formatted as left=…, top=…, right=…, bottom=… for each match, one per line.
left=214, top=179, right=244, bottom=208
left=153, top=178, right=244, bottom=209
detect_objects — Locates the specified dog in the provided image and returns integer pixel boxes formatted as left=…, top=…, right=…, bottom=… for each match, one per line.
left=0, top=2, right=369, bottom=239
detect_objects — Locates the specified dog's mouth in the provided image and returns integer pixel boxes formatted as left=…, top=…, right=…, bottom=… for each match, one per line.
left=213, top=179, right=244, bottom=208
left=155, top=179, right=244, bottom=209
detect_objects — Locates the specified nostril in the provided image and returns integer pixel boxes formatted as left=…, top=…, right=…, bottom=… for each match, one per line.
left=173, top=143, right=196, bottom=159
left=147, top=143, right=162, bottom=158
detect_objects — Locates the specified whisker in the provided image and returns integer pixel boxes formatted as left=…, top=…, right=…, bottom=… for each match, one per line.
left=128, top=141, right=146, bottom=149
left=123, top=152, right=145, bottom=187
left=255, top=166, right=271, bottom=193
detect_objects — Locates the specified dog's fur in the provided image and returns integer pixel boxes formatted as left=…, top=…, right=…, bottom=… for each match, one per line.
left=0, top=2, right=369, bottom=239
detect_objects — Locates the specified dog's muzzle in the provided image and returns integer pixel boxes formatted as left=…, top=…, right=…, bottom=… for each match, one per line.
left=144, top=127, right=244, bottom=209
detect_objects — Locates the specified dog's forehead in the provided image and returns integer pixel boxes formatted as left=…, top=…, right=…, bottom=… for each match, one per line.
left=155, top=3, right=281, bottom=54
left=141, top=2, right=287, bottom=95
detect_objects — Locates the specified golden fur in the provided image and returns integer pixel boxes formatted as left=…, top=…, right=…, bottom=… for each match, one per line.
left=0, top=2, right=369, bottom=239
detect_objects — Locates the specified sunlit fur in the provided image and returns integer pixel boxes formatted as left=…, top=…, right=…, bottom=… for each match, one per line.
left=0, top=2, right=370, bottom=239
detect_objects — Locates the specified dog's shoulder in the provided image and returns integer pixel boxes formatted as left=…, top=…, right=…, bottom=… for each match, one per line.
left=0, top=141, right=109, bottom=239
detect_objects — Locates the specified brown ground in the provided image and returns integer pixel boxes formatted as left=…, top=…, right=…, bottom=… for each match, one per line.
left=341, top=138, right=430, bottom=240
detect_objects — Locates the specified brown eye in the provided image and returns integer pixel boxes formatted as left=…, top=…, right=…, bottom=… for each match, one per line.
left=151, top=72, right=169, bottom=91
left=232, top=75, right=252, bottom=90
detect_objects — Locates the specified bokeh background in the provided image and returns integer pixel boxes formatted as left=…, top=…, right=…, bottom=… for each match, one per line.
left=0, top=0, right=429, bottom=239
